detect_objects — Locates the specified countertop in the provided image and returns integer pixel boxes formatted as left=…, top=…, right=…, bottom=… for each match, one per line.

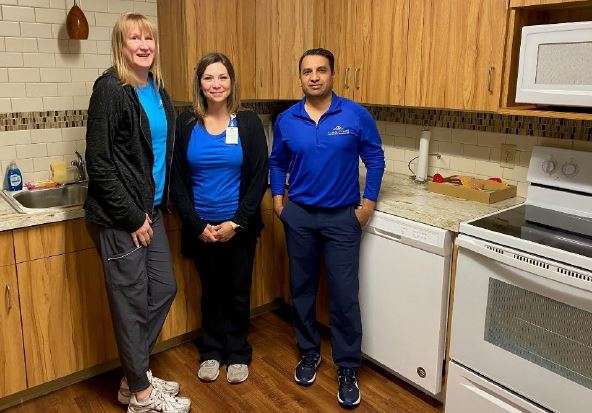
left=0, top=173, right=524, bottom=233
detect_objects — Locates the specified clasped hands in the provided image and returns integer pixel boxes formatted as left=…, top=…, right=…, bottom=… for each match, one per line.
left=199, top=221, right=238, bottom=243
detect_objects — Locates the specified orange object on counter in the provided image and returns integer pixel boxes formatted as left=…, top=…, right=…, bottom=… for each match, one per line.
left=25, top=180, right=60, bottom=190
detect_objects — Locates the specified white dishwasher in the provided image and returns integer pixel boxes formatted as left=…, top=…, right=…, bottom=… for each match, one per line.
left=359, top=210, right=453, bottom=398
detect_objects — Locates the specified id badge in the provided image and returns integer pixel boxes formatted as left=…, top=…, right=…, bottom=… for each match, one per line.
left=225, top=127, right=239, bottom=144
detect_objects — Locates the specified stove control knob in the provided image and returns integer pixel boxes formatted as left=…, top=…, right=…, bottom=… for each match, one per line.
left=562, top=161, right=578, bottom=177
left=541, top=159, right=556, bottom=174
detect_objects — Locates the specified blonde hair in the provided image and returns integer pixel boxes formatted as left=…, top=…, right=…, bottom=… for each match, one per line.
left=111, top=13, right=163, bottom=88
left=192, top=52, right=240, bottom=120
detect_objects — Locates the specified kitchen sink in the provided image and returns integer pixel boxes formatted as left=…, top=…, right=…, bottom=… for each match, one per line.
left=2, top=183, right=87, bottom=213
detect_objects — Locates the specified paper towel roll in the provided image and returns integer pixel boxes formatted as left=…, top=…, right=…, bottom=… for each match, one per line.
left=415, top=129, right=431, bottom=182
left=50, top=160, right=67, bottom=184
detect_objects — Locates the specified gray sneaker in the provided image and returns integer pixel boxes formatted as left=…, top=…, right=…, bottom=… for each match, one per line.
left=118, top=370, right=181, bottom=404
left=226, top=364, right=249, bottom=384
left=197, top=359, right=220, bottom=382
left=127, top=388, right=191, bottom=413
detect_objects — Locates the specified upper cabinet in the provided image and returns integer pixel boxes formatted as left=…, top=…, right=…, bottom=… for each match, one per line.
left=256, top=0, right=314, bottom=100
left=157, top=0, right=256, bottom=102
left=314, top=0, right=408, bottom=105
left=405, top=0, right=508, bottom=111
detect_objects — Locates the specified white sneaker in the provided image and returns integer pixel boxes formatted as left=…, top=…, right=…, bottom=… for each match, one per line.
left=197, top=359, right=220, bottom=382
left=118, top=370, right=181, bottom=404
left=127, top=388, right=191, bottom=413
left=226, top=364, right=249, bottom=384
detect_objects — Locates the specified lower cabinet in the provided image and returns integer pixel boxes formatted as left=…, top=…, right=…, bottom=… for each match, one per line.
left=0, top=264, right=27, bottom=398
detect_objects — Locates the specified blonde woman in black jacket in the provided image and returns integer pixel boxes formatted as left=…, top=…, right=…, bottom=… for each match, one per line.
left=170, top=52, right=268, bottom=384
left=85, top=13, right=191, bottom=413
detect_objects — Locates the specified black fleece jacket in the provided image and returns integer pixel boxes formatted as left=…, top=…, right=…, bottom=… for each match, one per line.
left=84, top=69, right=175, bottom=232
left=170, top=110, right=269, bottom=254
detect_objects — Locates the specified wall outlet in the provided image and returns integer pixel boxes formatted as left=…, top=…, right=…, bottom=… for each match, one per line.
left=500, top=143, right=517, bottom=169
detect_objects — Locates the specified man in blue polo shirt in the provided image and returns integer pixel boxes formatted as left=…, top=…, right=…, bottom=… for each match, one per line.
left=269, top=48, right=385, bottom=408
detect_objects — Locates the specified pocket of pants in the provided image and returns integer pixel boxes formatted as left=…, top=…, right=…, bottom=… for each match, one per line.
left=100, top=230, right=145, bottom=288
left=350, top=206, right=362, bottom=231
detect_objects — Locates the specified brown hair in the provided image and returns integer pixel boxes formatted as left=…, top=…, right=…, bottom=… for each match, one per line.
left=111, top=13, right=163, bottom=88
left=192, top=52, right=240, bottom=119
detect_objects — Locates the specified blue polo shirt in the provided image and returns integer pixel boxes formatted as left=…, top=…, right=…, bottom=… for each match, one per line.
left=269, top=94, right=385, bottom=208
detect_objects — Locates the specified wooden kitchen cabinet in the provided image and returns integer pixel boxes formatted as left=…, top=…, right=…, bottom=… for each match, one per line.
left=255, top=0, right=314, bottom=99
left=405, top=0, right=507, bottom=111
left=157, top=0, right=257, bottom=102
left=0, top=264, right=27, bottom=398
left=314, top=0, right=408, bottom=105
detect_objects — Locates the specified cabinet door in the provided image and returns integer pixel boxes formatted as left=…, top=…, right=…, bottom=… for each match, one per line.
left=251, top=209, right=280, bottom=309
left=406, top=0, right=507, bottom=110
left=353, top=0, right=409, bottom=105
left=256, top=0, right=314, bottom=99
left=191, top=0, right=257, bottom=100
left=313, top=0, right=356, bottom=99
left=0, top=264, right=27, bottom=398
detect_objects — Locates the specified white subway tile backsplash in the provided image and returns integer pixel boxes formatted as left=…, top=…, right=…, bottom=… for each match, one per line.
left=518, top=150, right=531, bottom=167
left=0, top=21, right=21, bottom=36
left=34, top=7, right=66, bottom=24
left=573, top=140, right=592, bottom=152
left=8, top=67, right=40, bottom=82
left=68, top=39, right=97, bottom=54
left=452, top=128, right=478, bottom=145
left=0, top=98, right=11, bottom=112
left=50, top=22, right=68, bottom=39
left=40, top=67, right=69, bottom=82
left=506, top=133, right=539, bottom=149
left=384, top=122, right=405, bottom=137
left=36, top=38, right=68, bottom=52
left=4, top=36, right=37, bottom=52
left=43, top=95, right=72, bottom=110
left=490, top=148, right=501, bottom=163
left=6, top=157, right=33, bottom=172
left=0, top=69, right=7, bottom=82
left=380, top=134, right=394, bottom=147
left=20, top=21, right=52, bottom=37
left=22, top=52, right=55, bottom=67
left=134, top=1, right=157, bottom=16
left=539, top=137, right=574, bottom=149
left=18, top=0, right=51, bottom=7
left=431, top=126, right=452, bottom=142
left=449, top=156, right=476, bottom=174
left=70, top=67, right=98, bottom=82
left=83, top=53, right=111, bottom=68
left=58, top=81, right=86, bottom=96
left=16, top=142, right=46, bottom=158
left=54, top=52, right=83, bottom=67
left=33, top=155, right=64, bottom=172
left=108, top=0, right=133, bottom=13
left=0, top=129, right=31, bottom=145
left=502, top=166, right=528, bottom=182
left=477, top=131, right=506, bottom=147
left=0, top=82, right=26, bottom=98
left=0, top=38, right=4, bottom=52
left=475, top=160, right=503, bottom=177
left=87, top=25, right=110, bottom=41
left=46, top=140, right=76, bottom=155
left=11, top=96, right=43, bottom=111
left=2, top=5, right=36, bottom=22
left=0, top=145, right=17, bottom=161
left=405, top=124, right=423, bottom=139
left=30, top=128, right=62, bottom=143
left=96, top=40, right=110, bottom=55
left=25, top=82, right=57, bottom=97
left=462, top=144, right=490, bottom=161
left=81, top=0, right=109, bottom=12
left=61, top=126, right=85, bottom=141
left=436, top=141, right=462, bottom=156
left=0, top=52, right=24, bottom=67
left=49, top=0, right=66, bottom=9
left=73, top=94, right=89, bottom=109
left=94, top=11, right=119, bottom=27
left=0, top=0, right=18, bottom=5
left=29, top=170, right=50, bottom=181
left=394, top=136, right=416, bottom=149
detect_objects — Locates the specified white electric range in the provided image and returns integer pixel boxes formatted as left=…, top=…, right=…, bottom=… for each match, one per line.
left=445, top=146, right=592, bottom=413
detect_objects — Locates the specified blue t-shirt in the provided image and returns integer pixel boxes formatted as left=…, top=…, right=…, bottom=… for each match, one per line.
left=136, top=79, right=167, bottom=207
left=187, top=119, right=243, bottom=222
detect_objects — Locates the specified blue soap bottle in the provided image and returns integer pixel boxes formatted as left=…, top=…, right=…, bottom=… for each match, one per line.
left=7, top=161, right=23, bottom=191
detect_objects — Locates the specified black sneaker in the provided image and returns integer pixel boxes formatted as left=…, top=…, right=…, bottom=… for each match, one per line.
left=337, top=367, right=361, bottom=408
left=294, top=353, right=322, bottom=386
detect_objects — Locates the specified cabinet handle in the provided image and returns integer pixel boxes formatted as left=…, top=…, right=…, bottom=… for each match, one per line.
left=355, top=68, right=361, bottom=89
left=5, top=284, right=11, bottom=313
left=487, top=66, right=495, bottom=94
left=344, top=67, right=350, bottom=89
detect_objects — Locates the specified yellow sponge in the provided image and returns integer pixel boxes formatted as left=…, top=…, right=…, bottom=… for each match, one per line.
left=50, top=160, right=67, bottom=184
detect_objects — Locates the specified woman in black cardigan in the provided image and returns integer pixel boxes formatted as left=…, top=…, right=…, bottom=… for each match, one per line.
left=170, top=52, right=268, bottom=384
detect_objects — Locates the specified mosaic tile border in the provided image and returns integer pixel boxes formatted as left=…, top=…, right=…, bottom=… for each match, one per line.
left=1, top=103, right=591, bottom=140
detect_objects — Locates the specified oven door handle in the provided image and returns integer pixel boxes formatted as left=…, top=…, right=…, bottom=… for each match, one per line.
left=457, top=234, right=592, bottom=294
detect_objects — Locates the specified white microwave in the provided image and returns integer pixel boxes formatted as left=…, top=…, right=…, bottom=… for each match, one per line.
left=515, top=21, right=592, bottom=107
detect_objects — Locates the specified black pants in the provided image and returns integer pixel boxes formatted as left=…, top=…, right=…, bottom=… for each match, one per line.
left=89, top=210, right=177, bottom=392
left=281, top=199, right=363, bottom=368
left=193, top=231, right=257, bottom=365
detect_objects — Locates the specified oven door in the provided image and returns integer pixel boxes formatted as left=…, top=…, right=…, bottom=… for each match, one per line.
left=450, top=234, right=592, bottom=413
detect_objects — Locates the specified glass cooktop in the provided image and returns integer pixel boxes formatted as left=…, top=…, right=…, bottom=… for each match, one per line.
left=470, top=204, right=592, bottom=259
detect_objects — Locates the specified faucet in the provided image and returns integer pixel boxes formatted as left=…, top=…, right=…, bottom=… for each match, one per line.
left=71, top=151, right=87, bottom=182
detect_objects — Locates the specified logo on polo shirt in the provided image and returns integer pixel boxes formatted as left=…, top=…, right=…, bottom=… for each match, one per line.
left=328, top=125, right=351, bottom=136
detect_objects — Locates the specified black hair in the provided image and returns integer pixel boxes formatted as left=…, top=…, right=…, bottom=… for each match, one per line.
left=298, top=48, right=335, bottom=74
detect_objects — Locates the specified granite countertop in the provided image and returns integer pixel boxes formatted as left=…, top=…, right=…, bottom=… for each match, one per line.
left=373, top=172, right=524, bottom=232
left=0, top=172, right=524, bottom=233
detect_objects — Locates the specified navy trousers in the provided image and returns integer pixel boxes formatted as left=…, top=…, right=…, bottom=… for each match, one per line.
left=281, top=199, right=363, bottom=368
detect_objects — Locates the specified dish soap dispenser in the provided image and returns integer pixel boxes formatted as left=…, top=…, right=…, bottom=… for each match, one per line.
left=7, top=161, right=23, bottom=191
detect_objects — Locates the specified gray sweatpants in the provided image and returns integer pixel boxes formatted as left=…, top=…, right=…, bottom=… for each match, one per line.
left=90, top=210, right=177, bottom=392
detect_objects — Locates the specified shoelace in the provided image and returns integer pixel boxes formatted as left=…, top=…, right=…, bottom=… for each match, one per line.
left=337, top=368, right=357, bottom=386
left=154, top=390, right=181, bottom=410
left=300, top=354, right=319, bottom=369
left=202, top=360, right=218, bottom=368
